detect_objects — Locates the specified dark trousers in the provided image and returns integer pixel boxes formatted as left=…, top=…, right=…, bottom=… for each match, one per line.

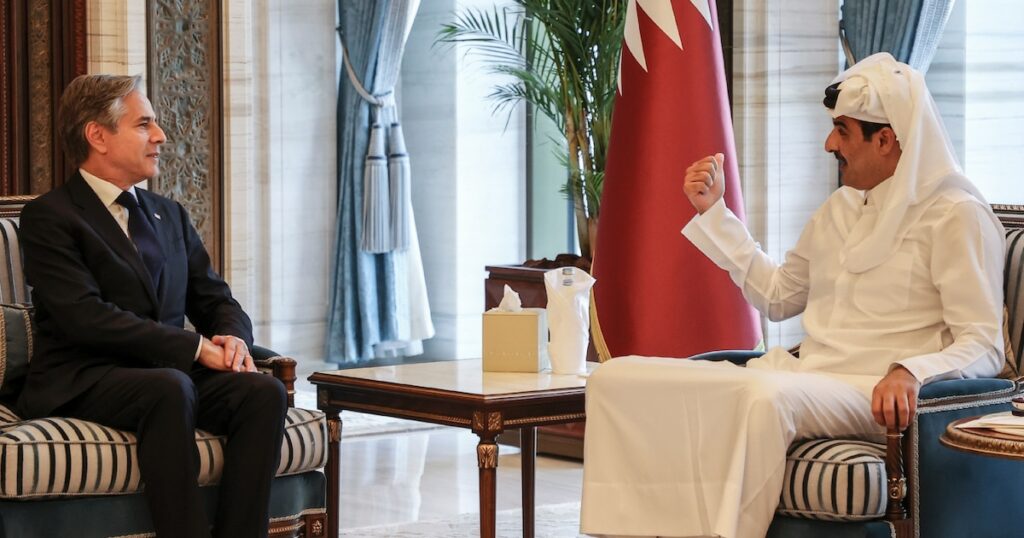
left=60, top=366, right=288, bottom=538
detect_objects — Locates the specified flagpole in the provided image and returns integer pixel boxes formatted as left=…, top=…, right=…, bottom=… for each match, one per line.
left=589, top=252, right=613, bottom=362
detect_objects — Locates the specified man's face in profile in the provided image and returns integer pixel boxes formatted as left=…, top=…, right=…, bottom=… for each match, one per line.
left=824, top=115, right=885, bottom=191
left=95, top=90, right=166, bottom=184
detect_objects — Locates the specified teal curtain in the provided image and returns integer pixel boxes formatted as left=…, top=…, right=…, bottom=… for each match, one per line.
left=841, top=0, right=955, bottom=72
left=328, top=0, right=430, bottom=364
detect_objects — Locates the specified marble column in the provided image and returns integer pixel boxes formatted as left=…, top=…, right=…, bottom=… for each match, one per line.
left=222, top=0, right=337, bottom=359
left=962, top=0, right=1024, bottom=204
left=732, top=0, right=841, bottom=348
left=924, top=0, right=966, bottom=166
left=86, top=0, right=146, bottom=78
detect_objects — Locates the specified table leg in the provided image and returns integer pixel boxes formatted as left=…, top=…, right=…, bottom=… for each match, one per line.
left=521, top=427, right=536, bottom=538
left=326, top=410, right=341, bottom=538
left=477, top=435, right=499, bottom=538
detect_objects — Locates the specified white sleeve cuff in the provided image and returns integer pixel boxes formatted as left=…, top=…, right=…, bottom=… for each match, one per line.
left=681, top=198, right=756, bottom=274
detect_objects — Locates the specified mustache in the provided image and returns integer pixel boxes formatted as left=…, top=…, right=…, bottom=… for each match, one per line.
left=831, top=151, right=847, bottom=165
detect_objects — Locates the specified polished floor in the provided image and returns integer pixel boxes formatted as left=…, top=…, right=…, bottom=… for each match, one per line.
left=336, top=427, right=584, bottom=532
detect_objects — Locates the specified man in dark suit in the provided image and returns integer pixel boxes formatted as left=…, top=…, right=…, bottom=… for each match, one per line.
left=17, top=74, right=287, bottom=538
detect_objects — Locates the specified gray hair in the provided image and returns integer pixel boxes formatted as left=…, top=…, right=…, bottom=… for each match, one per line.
left=58, top=74, right=143, bottom=166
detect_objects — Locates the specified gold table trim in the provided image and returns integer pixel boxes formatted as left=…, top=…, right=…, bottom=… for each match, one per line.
left=940, top=416, right=1024, bottom=460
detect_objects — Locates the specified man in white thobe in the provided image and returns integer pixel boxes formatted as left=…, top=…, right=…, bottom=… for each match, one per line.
left=580, top=53, right=1005, bottom=538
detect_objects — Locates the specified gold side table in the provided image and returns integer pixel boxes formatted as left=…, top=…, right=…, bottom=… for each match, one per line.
left=940, top=416, right=1024, bottom=460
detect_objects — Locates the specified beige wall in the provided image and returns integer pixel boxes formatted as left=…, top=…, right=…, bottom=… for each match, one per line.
left=222, top=0, right=337, bottom=361
left=86, top=0, right=146, bottom=78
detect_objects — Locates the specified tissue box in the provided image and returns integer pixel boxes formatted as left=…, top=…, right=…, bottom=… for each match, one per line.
left=482, top=308, right=550, bottom=372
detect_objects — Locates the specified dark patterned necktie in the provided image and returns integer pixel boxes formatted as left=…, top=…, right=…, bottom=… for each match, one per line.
left=115, top=190, right=164, bottom=287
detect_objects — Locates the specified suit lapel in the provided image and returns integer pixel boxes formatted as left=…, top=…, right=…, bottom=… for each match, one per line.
left=67, top=174, right=160, bottom=308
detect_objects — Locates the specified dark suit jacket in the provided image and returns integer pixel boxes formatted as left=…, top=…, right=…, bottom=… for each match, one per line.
left=17, top=172, right=252, bottom=418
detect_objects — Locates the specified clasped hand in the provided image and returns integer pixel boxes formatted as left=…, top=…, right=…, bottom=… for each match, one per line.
left=198, top=335, right=255, bottom=373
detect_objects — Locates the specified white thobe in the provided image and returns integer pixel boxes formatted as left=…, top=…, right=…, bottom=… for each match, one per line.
left=580, top=182, right=1004, bottom=538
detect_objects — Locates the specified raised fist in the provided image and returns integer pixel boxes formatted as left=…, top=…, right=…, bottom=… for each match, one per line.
left=683, top=152, right=726, bottom=214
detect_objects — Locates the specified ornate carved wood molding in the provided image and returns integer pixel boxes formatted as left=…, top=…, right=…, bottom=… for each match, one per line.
left=0, top=0, right=86, bottom=196
left=2, top=0, right=28, bottom=195
left=147, top=0, right=223, bottom=270
left=52, top=0, right=88, bottom=189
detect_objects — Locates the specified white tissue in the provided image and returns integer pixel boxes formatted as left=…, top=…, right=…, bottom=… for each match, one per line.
left=492, top=284, right=523, bottom=312
left=544, top=267, right=595, bottom=374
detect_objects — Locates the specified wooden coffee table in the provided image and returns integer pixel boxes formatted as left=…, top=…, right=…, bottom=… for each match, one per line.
left=941, top=415, right=1024, bottom=460
left=309, top=359, right=597, bottom=538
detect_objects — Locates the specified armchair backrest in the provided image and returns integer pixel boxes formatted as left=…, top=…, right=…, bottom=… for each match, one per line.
left=995, top=204, right=1024, bottom=371
left=0, top=196, right=34, bottom=405
left=0, top=196, right=33, bottom=305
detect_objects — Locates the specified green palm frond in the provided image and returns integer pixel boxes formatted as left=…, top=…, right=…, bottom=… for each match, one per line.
left=437, top=7, right=527, bottom=67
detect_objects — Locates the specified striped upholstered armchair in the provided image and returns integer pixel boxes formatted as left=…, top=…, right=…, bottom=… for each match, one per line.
left=0, top=197, right=328, bottom=537
left=695, top=204, right=1024, bottom=538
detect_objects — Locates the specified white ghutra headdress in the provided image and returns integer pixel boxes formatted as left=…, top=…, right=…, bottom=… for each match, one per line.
left=825, top=52, right=1001, bottom=273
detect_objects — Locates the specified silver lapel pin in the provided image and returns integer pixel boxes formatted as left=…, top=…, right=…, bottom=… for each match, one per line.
left=153, top=212, right=161, bottom=220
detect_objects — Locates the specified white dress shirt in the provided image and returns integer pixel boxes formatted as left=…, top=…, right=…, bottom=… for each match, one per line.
left=79, top=169, right=138, bottom=239
left=682, top=180, right=1005, bottom=384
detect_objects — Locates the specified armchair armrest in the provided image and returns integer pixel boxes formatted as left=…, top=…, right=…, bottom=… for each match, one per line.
left=252, top=345, right=298, bottom=407
left=918, top=377, right=1017, bottom=404
left=885, top=376, right=1020, bottom=534
left=688, top=349, right=764, bottom=365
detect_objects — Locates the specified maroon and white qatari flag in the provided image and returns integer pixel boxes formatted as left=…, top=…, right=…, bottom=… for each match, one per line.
left=593, top=0, right=762, bottom=358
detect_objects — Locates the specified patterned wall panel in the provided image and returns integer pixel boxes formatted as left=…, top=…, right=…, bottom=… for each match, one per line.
left=27, top=0, right=53, bottom=194
left=147, top=0, right=223, bottom=269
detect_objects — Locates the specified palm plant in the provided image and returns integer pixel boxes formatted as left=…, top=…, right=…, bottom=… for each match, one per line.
left=436, top=0, right=626, bottom=259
